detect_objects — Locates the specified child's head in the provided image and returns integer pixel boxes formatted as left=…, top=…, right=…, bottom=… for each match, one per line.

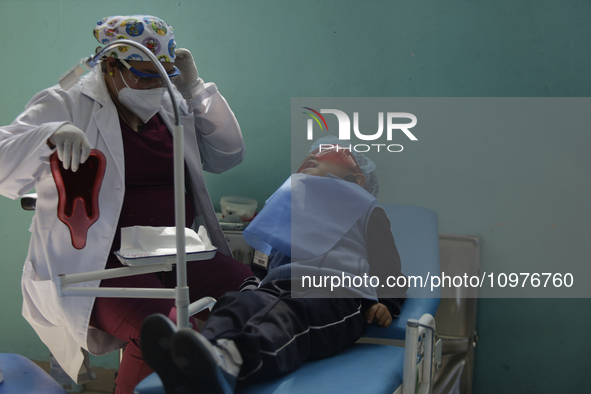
left=297, top=145, right=367, bottom=187
left=296, top=136, right=379, bottom=197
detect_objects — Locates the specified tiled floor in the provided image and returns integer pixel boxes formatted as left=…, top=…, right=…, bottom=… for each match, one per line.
left=33, top=360, right=116, bottom=393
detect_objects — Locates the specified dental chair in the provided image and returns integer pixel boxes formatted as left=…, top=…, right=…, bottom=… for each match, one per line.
left=134, top=203, right=442, bottom=394
left=0, top=353, right=66, bottom=394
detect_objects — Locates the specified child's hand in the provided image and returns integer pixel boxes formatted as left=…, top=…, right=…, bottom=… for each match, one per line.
left=364, top=303, right=392, bottom=328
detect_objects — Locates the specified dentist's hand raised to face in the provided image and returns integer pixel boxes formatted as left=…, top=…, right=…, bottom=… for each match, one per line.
left=48, top=123, right=92, bottom=172
left=173, top=48, right=204, bottom=100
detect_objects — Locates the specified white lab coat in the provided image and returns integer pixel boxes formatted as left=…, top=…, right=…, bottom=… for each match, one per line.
left=0, top=67, right=245, bottom=383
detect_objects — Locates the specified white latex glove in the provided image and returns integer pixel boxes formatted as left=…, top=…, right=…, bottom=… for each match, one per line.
left=48, top=124, right=92, bottom=172
left=173, top=48, right=204, bottom=100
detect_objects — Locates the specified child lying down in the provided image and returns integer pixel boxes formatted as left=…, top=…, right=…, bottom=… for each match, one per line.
left=140, top=136, right=407, bottom=394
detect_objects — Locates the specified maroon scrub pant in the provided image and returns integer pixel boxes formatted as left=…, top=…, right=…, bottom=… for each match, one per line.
left=90, top=252, right=253, bottom=394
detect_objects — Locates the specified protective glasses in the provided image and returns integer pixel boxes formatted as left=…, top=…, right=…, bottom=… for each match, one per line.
left=119, top=59, right=180, bottom=89
left=309, top=144, right=363, bottom=174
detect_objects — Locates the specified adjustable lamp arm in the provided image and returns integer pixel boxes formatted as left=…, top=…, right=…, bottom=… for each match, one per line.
left=58, top=39, right=190, bottom=329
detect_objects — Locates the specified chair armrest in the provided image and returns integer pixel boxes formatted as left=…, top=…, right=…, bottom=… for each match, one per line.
left=189, top=297, right=216, bottom=316
left=403, top=313, right=442, bottom=394
left=364, top=297, right=440, bottom=341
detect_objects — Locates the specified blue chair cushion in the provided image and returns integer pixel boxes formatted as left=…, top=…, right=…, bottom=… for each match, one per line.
left=135, top=344, right=405, bottom=394
left=239, top=344, right=405, bottom=394
left=0, top=353, right=66, bottom=394
left=134, top=372, right=165, bottom=394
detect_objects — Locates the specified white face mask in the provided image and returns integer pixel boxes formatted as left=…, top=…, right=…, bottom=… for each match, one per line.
left=115, top=68, right=166, bottom=123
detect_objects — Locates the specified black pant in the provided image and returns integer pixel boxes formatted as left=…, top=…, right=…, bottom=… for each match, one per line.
left=200, top=280, right=367, bottom=386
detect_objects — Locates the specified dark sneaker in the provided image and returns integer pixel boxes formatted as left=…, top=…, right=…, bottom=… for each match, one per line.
left=140, top=314, right=193, bottom=394
left=171, top=329, right=242, bottom=394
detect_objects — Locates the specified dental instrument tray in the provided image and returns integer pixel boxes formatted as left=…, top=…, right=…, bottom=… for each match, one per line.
left=114, top=225, right=217, bottom=266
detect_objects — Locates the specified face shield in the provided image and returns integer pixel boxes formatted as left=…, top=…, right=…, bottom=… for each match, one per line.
left=119, top=59, right=180, bottom=90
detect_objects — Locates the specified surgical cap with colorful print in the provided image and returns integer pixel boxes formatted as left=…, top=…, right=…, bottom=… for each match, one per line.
left=94, top=15, right=176, bottom=62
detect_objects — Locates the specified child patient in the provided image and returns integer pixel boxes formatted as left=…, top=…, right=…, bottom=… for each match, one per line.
left=140, top=136, right=407, bottom=394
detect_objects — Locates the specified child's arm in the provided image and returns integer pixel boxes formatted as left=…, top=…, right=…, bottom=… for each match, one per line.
left=366, top=207, right=407, bottom=319
left=364, top=302, right=393, bottom=328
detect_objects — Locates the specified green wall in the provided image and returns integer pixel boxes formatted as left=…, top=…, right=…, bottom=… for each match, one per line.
left=1, top=1, right=589, bottom=392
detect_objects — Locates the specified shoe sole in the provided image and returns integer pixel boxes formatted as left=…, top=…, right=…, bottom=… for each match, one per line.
left=172, top=330, right=234, bottom=394
left=141, top=314, right=192, bottom=394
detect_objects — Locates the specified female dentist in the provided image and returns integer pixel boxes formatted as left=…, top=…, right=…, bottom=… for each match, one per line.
left=0, top=15, right=252, bottom=394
